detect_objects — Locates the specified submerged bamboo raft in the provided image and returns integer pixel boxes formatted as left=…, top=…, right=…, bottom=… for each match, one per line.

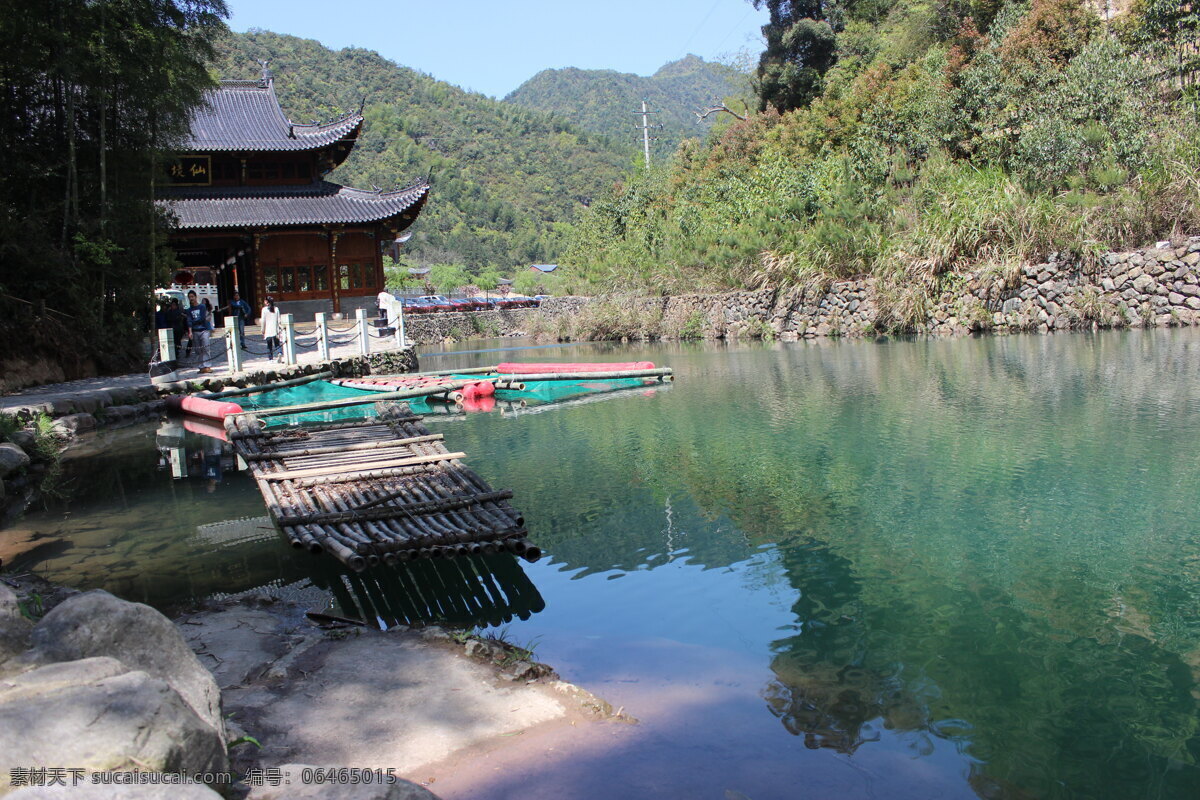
left=225, top=403, right=539, bottom=571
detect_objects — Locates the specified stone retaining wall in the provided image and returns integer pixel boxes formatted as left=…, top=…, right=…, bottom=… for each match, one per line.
left=400, top=308, right=540, bottom=343
left=545, top=236, right=1200, bottom=341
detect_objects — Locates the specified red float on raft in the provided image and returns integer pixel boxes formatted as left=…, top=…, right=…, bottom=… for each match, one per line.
left=461, top=381, right=496, bottom=401
left=165, top=395, right=244, bottom=421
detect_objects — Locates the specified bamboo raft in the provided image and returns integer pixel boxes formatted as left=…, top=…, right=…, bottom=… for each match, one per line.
left=224, top=403, right=538, bottom=571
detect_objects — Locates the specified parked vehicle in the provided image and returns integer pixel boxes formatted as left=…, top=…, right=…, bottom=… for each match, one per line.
left=401, top=297, right=432, bottom=314
left=154, top=288, right=188, bottom=308
left=447, top=297, right=476, bottom=313
left=468, top=296, right=496, bottom=310
left=416, top=295, right=453, bottom=312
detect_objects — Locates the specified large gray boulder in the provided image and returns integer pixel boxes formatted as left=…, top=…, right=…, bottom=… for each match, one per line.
left=0, top=658, right=228, bottom=793
left=26, top=590, right=224, bottom=739
left=0, top=584, right=32, bottom=672
left=247, top=765, right=440, bottom=800
left=9, top=785, right=223, bottom=799
left=0, top=444, right=29, bottom=479
left=5, top=431, right=35, bottom=453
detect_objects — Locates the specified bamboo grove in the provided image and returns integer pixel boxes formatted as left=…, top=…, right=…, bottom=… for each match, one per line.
left=0, top=0, right=228, bottom=373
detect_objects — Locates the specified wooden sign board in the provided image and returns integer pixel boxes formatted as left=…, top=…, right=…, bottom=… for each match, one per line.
left=166, top=155, right=212, bottom=186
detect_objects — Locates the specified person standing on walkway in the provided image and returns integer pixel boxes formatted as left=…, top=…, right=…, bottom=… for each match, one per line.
left=184, top=289, right=213, bottom=373
left=218, top=291, right=252, bottom=349
left=261, top=296, right=281, bottom=361
left=377, top=288, right=392, bottom=322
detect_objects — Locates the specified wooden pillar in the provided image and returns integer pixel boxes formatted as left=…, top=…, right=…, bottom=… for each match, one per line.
left=253, top=231, right=265, bottom=309
left=375, top=226, right=386, bottom=293
left=329, top=228, right=341, bottom=314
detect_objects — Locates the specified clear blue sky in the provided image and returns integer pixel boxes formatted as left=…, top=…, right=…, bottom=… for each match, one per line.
left=227, top=0, right=768, bottom=98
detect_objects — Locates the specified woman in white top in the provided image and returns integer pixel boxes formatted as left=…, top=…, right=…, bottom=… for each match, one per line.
left=260, top=296, right=281, bottom=361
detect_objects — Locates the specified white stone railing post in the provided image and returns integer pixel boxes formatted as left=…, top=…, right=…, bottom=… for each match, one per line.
left=397, top=298, right=408, bottom=349
left=157, top=328, right=176, bottom=364
left=226, top=325, right=243, bottom=373
left=355, top=308, right=370, bottom=356
left=282, top=313, right=297, bottom=365
left=315, top=312, right=330, bottom=361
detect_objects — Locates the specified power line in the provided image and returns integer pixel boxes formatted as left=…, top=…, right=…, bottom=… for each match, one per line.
left=713, top=6, right=760, bottom=53
left=681, top=0, right=724, bottom=55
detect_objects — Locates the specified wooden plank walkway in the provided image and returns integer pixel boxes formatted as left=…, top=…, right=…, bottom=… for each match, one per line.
left=225, top=403, right=539, bottom=571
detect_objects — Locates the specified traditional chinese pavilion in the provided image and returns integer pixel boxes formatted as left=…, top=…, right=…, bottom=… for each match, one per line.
left=157, top=68, right=429, bottom=318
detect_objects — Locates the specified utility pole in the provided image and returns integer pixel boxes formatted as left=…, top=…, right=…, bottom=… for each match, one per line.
left=634, top=99, right=660, bottom=169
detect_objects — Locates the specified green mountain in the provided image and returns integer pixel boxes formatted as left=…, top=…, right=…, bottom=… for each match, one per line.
left=211, top=30, right=631, bottom=269
left=504, top=54, right=749, bottom=158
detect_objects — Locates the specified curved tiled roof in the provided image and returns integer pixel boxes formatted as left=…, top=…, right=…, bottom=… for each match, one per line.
left=185, top=79, right=362, bottom=152
left=159, top=180, right=430, bottom=229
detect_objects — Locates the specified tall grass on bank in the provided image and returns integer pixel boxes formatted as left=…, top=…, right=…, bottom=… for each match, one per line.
left=560, top=3, right=1200, bottom=332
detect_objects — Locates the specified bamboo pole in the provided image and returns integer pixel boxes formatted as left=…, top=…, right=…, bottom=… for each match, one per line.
left=342, top=483, right=422, bottom=552
left=438, top=469, right=520, bottom=532
left=262, top=452, right=466, bottom=482
left=358, top=480, right=445, bottom=550
left=243, top=381, right=492, bottom=418
left=283, top=416, right=422, bottom=434
left=370, top=366, right=498, bottom=379
left=200, top=371, right=333, bottom=399
left=240, top=433, right=445, bottom=461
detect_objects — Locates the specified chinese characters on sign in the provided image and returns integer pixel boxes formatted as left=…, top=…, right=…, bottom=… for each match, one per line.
left=167, top=155, right=212, bottom=186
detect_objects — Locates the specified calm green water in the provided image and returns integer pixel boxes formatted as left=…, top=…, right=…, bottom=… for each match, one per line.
left=8, top=331, right=1200, bottom=799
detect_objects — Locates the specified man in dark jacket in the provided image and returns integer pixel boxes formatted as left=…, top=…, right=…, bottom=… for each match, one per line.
left=218, top=291, right=252, bottom=349
left=184, top=290, right=213, bottom=373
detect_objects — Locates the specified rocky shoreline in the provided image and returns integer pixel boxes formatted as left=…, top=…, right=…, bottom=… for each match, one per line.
left=0, top=575, right=625, bottom=799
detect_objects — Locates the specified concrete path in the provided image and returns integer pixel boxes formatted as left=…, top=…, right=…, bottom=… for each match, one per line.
left=0, top=324, right=407, bottom=420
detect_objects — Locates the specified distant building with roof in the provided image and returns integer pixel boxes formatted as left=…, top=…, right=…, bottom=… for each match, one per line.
left=157, top=66, right=429, bottom=318
left=529, top=264, right=558, bottom=273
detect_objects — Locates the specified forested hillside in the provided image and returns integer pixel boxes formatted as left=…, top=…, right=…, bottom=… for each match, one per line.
left=565, top=0, right=1200, bottom=329
left=212, top=30, right=631, bottom=269
left=504, top=54, right=748, bottom=157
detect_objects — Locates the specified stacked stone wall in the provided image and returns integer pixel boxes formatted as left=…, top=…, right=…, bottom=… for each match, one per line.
left=541, top=236, right=1200, bottom=341
left=400, top=308, right=539, bottom=344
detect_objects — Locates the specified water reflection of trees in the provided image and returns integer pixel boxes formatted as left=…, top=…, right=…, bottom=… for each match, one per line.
left=476, top=332, right=1200, bottom=799
left=765, top=541, right=914, bottom=755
